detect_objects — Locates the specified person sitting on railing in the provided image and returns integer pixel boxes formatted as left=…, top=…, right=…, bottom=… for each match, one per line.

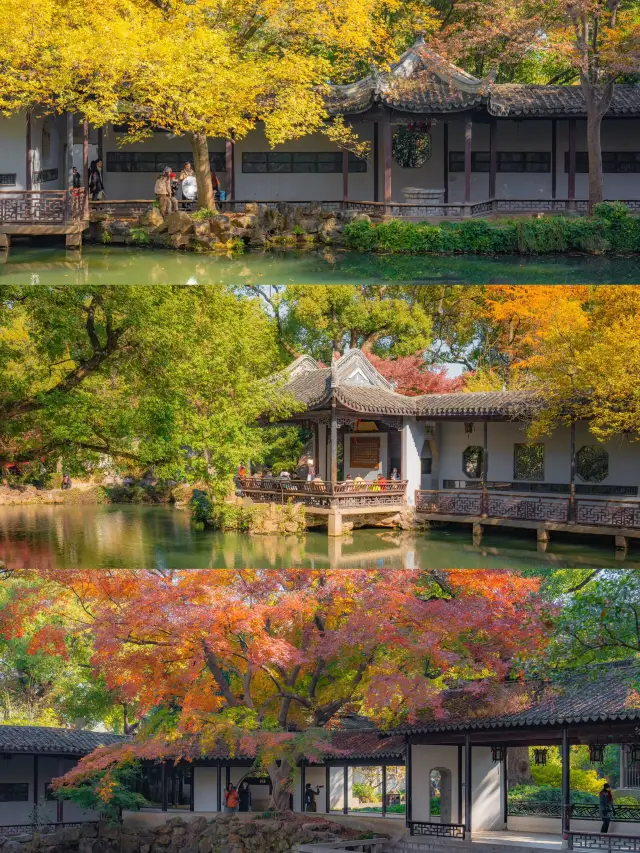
left=311, top=474, right=326, bottom=492
left=353, top=475, right=365, bottom=490
left=390, top=467, right=399, bottom=481
left=377, top=473, right=387, bottom=491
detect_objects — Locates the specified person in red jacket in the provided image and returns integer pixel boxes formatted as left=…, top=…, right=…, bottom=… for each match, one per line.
left=224, top=784, right=239, bottom=813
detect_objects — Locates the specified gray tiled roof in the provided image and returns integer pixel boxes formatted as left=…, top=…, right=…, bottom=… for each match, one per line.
left=489, top=84, right=640, bottom=117
left=335, top=385, right=417, bottom=416
left=0, top=725, right=125, bottom=755
left=398, top=661, right=640, bottom=734
left=415, top=390, right=537, bottom=417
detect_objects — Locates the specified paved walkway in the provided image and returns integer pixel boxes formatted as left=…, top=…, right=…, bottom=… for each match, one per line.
left=472, top=832, right=562, bottom=849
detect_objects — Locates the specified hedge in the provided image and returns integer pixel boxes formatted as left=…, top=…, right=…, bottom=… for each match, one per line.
left=342, top=203, right=640, bottom=255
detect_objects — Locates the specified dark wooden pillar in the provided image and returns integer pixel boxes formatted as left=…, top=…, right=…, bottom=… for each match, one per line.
left=569, top=419, right=576, bottom=521
left=225, top=139, right=235, bottom=200
left=457, top=745, right=463, bottom=825
left=26, top=110, right=33, bottom=191
left=568, top=119, right=576, bottom=208
left=330, top=399, right=338, bottom=483
left=83, top=118, right=90, bottom=219
left=216, top=761, right=222, bottom=811
left=33, top=754, right=38, bottom=805
left=325, top=765, right=330, bottom=813
left=66, top=112, right=74, bottom=190
left=502, top=747, right=508, bottom=825
left=443, top=122, right=449, bottom=203
left=489, top=118, right=497, bottom=200
left=383, top=114, right=392, bottom=213
left=551, top=119, right=557, bottom=200
left=464, top=734, right=472, bottom=832
left=161, top=761, right=168, bottom=811
left=343, top=763, right=348, bottom=814
left=464, top=116, right=473, bottom=205
left=97, top=127, right=103, bottom=162
left=56, top=757, right=64, bottom=822
left=405, top=737, right=412, bottom=828
left=342, top=148, right=349, bottom=204
left=561, top=729, right=571, bottom=834
left=381, top=764, right=387, bottom=819
left=301, top=760, right=306, bottom=811
left=373, top=122, right=379, bottom=202
left=482, top=420, right=489, bottom=516
left=190, top=765, right=195, bottom=811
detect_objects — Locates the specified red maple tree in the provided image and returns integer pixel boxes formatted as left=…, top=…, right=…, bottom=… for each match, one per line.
left=3, top=569, right=548, bottom=811
left=366, top=351, right=464, bottom=396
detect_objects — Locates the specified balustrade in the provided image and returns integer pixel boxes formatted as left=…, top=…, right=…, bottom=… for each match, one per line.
left=0, top=189, right=87, bottom=224
left=239, top=477, right=407, bottom=509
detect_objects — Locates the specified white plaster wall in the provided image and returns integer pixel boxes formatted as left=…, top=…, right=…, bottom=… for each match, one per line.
left=29, top=114, right=65, bottom=190
left=293, top=766, right=327, bottom=814
left=317, top=425, right=327, bottom=483
left=344, top=433, right=387, bottom=481
left=0, top=112, right=28, bottom=189
left=471, top=747, right=504, bottom=831
left=402, top=418, right=424, bottom=506
left=388, top=122, right=447, bottom=203
left=193, top=767, right=218, bottom=812
left=436, top=419, right=640, bottom=490
left=228, top=767, right=270, bottom=811
left=329, top=766, right=348, bottom=811
left=410, top=745, right=459, bottom=824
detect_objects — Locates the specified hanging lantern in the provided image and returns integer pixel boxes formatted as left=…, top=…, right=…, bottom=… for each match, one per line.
left=533, top=748, right=548, bottom=766
left=630, top=744, right=640, bottom=765
left=589, top=744, right=605, bottom=764
left=464, top=422, right=475, bottom=434
left=491, top=746, right=505, bottom=763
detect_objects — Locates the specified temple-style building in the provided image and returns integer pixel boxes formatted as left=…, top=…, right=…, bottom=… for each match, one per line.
left=1, top=37, right=640, bottom=230
left=241, top=349, right=640, bottom=550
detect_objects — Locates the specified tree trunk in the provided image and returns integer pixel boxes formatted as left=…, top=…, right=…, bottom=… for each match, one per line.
left=189, top=131, right=216, bottom=211
left=507, top=746, right=534, bottom=787
left=267, top=759, right=294, bottom=812
left=586, top=106, right=604, bottom=213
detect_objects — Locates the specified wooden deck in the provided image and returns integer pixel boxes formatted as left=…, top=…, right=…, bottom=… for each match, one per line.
left=0, top=189, right=89, bottom=247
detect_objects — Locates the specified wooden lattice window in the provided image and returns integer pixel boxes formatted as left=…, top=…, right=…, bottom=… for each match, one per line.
left=577, top=446, right=609, bottom=483
left=350, top=436, right=380, bottom=469
left=0, top=783, right=28, bottom=802
left=514, top=443, right=545, bottom=481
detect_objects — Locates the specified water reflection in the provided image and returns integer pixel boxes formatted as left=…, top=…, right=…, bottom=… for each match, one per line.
left=1, top=245, right=639, bottom=284
left=0, top=504, right=634, bottom=569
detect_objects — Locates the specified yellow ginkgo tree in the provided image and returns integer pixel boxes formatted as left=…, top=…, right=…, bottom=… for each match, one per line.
left=0, top=0, right=403, bottom=208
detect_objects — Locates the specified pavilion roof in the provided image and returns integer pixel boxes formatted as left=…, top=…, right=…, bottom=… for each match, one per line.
left=324, top=38, right=640, bottom=118
left=396, top=661, right=640, bottom=735
left=0, top=725, right=125, bottom=756
left=282, top=350, right=539, bottom=419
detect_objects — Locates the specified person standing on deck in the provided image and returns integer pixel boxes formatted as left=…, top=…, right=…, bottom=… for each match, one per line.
left=599, top=783, right=614, bottom=833
left=89, top=159, right=105, bottom=200
left=154, top=166, right=173, bottom=217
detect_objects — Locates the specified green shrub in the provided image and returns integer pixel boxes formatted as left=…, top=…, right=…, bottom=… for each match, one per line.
left=129, top=226, right=151, bottom=245
left=342, top=207, right=640, bottom=256
left=192, top=207, right=217, bottom=221
left=353, top=782, right=378, bottom=802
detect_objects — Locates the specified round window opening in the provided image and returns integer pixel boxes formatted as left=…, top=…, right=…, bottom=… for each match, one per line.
left=576, top=445, right=609, bottom=483
left=393, top=126, right=432, bottom=168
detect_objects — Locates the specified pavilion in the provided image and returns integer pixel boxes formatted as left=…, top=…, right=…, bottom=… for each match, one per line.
left=245, top=349, right=640, bottom=551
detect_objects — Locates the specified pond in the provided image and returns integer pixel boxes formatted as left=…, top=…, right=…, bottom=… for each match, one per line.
left=0, top=504, right=636, bottom=569
left=2, top=244, right=640, bottom=284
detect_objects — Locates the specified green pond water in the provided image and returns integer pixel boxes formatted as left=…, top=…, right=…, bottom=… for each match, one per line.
left=1, top=244, right=640, bottom=284
left=0, top=504, right=635, bottom=569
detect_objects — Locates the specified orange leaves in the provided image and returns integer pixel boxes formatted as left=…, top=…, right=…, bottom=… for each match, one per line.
left=26, top=624, right=69, bottom=658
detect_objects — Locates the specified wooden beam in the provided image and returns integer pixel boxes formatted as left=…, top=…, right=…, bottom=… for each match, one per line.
left=161, top=761, right=168, bottom=811
left=383, top=114, right=392, bottom=213
left=464, top=116, right=473, bottom=204
left=457, top=745, right=463, bottom=824
left=381, top=764, right=387, bottom=819
left=373, top=122, right=379, bottom=202
left=83, top=118, right=90, bottom=220
left=56, top=757, right=64, bottom=822
left=330, top=398, right=338, bottom=483
left=301, top=760, right=306, bottom=812
left=405, top=737, right=412, bottom=827
left=342, top=762, right=348, bottom=814
left=502, top=747, right=508, bottom=825
left=482, top=419, right=488, bottom=517
left=562, top=728, right=571, bottom=833
left=190, top=765, right=195, bottom=812
left=489, top=118, right=497, bottom=199
left=568, top=119, right=576, bottom=205
left=216, top=761, right=222, bottom=812
left=33, top=754, right=38, bottom=805
left=443, top=122, right=449, bottom=203
left=26, top=111, right=33, bottom=192
left=66, top=112, right=74, bottom=190
left=342, top=148, right=349, bottom=204
left=551, top=119, right=557, bottom=200
left=325, top=765, right=330, bottom=813
left=464, top=733, right=472, bottom=832
left=97, top=127, right=103, bottom=162
left=225, top=139, right=235, bottom=200
left=570, top=419, right=576, bottom=522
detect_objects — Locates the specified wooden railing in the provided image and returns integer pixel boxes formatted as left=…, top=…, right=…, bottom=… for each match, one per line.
left=239, top=477, right=407, bottom=509
left=567, top=832, right=640, bottom=851
left=0, top=189, right=87, bottom=224
left=416, top=489, right=640, bottom=528
left=511, top=801, right=640, bottom=821
left=408, top=821, right=466, bottom=839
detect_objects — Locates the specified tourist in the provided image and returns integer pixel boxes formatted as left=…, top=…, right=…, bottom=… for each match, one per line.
left=307, top=461, right=316, bottom=481
left=72, top=166, right=81, bottom=189
left=211, top=168, right=221, bottom=201
left=304, top=783, right=322, bottom=812
left=154, top=166, right=173, bottom=217
left=238, top=781, right=252, bottom=812
left=377, top=473, right=387, bottom=491
left=224, top=783, right=239, bottom=814
left=181, top=162, right=197, bottom=203
left=345, top=474, right=353, bottom=481
left=390, top=467, right=399, bottom=481
left=61, top=472, right=72, bottom=490
left=311, top=474, right=325, bottom=492
left=169, top=172, right=180, bottom=211
left=89, top=159, right=104, bottom=200
left=353, top=475, right=365, bottom=487
left=599, top=783, right=614, bottom=833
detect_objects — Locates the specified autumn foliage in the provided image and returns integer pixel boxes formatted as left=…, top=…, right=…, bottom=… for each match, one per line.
left=3, top=569, right=548, bottom=810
